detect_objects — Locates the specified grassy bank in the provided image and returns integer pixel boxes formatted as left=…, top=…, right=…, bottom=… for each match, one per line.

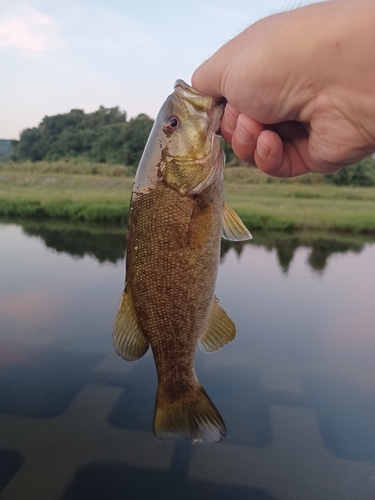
left=0, top=161, right=133, bottom=222
left=1, top=161, right=375, bottom=233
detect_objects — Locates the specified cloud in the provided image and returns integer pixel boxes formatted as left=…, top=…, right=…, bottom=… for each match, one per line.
left=0, top=6, right=63, bottom=56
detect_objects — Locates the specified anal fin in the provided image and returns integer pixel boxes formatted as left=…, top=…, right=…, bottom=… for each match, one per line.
left=199, top=296, right=236, bottom=353
left=112, top=291, right=149, bottom=361
left=222, top=201, right=252, bottom=241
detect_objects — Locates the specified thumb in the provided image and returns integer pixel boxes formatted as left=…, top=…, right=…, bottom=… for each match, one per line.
left=191, top=55, right=227, bottom=99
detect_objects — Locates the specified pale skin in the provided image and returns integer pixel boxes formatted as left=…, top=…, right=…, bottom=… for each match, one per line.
left=192, top=0, right=375, bottom=178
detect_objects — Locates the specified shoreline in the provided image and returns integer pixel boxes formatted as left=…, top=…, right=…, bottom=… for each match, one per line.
left=1, top=165, right=375, bottom=234
left=1, top=196, right=375, bottom=234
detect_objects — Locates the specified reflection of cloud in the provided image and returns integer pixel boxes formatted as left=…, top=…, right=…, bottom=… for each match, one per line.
left=0, top=290, right=61, bottom=327
left=0, top=6, right=63, bottom=55
left=0, top=340, right=54, bottom=367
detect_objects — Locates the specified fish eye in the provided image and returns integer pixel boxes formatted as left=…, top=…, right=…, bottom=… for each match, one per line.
left=164, top=115, right=179, bottom=132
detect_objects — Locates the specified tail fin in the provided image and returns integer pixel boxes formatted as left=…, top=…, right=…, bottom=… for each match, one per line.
left=153, top=383, right=226, bottom=445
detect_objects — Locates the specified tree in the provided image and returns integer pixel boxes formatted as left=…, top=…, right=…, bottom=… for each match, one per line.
left=11, top=106, right=152, bottom=167
left=325, top=157, right=375, bottom=187
left=119, top=115, right=154, bottom=169
left=13, top=128, right=43, bottom=161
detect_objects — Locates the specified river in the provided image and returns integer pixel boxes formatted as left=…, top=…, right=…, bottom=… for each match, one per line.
left=0, top=219, right=375, bottom=500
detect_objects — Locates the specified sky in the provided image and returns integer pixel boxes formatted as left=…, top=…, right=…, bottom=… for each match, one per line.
left=0, top=0, right=320, bottom=139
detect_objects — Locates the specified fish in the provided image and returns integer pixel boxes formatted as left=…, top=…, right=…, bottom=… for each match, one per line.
left=112, top=80, right=252, bottom=444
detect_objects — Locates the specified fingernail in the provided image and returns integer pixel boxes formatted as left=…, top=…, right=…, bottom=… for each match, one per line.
left=236, top=123, right=253, bottom=145
left=257, top=139, right=270, bottom=158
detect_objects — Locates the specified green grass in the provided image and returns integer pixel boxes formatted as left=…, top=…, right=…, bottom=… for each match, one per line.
left=1, top=161, right=375, bottom=232
left=0, top=160, right=132, bottom=177
left=224, top=183, right=375, bottom=233
left=0, top=199, right=128, bottom=222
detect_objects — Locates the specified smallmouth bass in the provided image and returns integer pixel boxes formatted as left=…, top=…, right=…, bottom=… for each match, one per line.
left=113, top=80, right=251, bottom=444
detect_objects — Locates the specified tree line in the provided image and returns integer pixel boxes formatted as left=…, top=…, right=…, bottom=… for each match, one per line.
left=0, top=139, right=13, bottom=161
left=8, top=105, right=375, bottom=185
left=11, top=106, right=154, bottom=171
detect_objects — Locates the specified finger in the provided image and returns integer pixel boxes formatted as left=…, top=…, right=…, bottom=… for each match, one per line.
left=230, top=113, right=264, bottom=165
left=254, top=128, right=311, bottom=178
left=220, top=103, right=239, bottom=143
left=253, top=130, right=284, bottom=175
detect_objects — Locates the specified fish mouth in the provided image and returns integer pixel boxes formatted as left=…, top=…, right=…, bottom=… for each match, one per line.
left=215, top=96, right=227, bottom=106
left=213, top=97, right=227, bottom=135
left=174, top=79, right=212, bottom=111
left=174, top=80, right=226, bottom=106
left=174, top=79, right=225, bottom=133
left=174, top=79, right=204, bottom=96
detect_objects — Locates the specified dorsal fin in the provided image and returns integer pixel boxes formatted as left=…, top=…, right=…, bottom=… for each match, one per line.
left=199, top=296, right=236, bottom=353
left=112, top=291, right=149, bottom=361
left=221, top=202, right=252, bottom=241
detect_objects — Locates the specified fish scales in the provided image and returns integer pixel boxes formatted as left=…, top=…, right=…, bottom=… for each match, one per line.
left=113, top=80, right=252, bottom=444
left=128, top=180, right=223, bottom=400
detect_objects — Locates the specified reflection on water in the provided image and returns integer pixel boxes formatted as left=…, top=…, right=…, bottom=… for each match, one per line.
left=20, top=219, right=126, bottom=264
left=1, top=219, right=375, bottom=500
left=11, top=218, right=375, bottom=274
left=221, top=232, right=372, bottom=274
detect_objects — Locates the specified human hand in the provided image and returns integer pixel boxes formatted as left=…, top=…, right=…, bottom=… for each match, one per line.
left=192, top=0, right=375, bottom=177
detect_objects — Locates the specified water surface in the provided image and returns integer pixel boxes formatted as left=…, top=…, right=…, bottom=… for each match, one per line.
left=1, top=220, right=375, bottom=500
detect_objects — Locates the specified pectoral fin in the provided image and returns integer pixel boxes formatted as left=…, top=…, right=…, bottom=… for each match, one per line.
left=199, top=296, right=236, bottom=353
left=221, top=202, right=252, bottom=241
left=112, top=291, right=149, bottom=361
